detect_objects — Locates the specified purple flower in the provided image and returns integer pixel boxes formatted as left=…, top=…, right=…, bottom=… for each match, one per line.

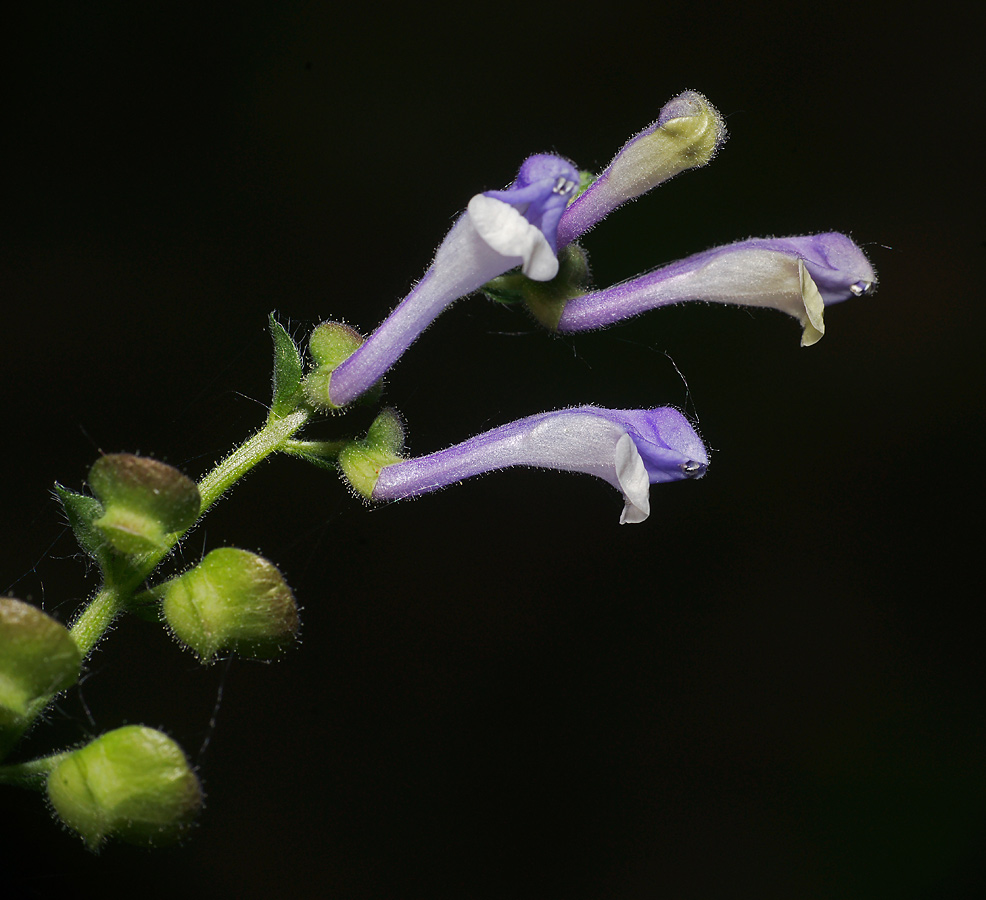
left=556, top=90, right=726, bottom=249
left=327, top=154, right=579, bottom=407
left=372, top=406, right=708, bottom=524
left=556, top=233, right=876, bottom=345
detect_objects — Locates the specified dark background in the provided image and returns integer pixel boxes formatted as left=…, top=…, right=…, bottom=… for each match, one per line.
left=3, top=2, right=982, bottom=898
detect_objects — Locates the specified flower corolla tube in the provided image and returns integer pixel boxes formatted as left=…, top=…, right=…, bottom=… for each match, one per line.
left=327, top=154, right=579, bottom=407
left=371, top=406, right=708, bottom=524
left=556, top=233, right=877, bottom=346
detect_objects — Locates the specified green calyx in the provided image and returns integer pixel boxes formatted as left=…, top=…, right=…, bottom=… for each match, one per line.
left=88, top=454, right=200, bottom=556
left=338, top=408, right=406, bottom=500
left=46, top=725, right=203, bottom=850
left=303, top=321, right=382, bottom=410
left=572, top=169, right=597, bottom=201
left=0, top=599, right=81, bottom=757
left=483, top=243, right=591, bottom=330
left=159, top=547, right=299, bottom=663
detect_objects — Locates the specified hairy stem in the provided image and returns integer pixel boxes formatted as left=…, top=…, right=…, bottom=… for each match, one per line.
left=25, top=408, right=313, bottom=744
left=0, top=751, right=73, bottom=790
left=69, top=585, right=126, bottom=657
left=197, top=410, right=310, bottom=514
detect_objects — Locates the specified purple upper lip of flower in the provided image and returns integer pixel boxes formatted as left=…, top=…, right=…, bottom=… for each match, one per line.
left=371, top=406, right=708, bottom=524
left=722, top=233, right=877, bottom=306
left=482, top=153, right=579, bottom=255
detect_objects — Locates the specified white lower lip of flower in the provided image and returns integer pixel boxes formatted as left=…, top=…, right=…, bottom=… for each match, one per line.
left=674, top=249, right=825, bottom=346
left=614, top=432, right=650, bottom=524
left=557, top=248, right=827, bottom=346
left=467, top=194, right=558, bottom=281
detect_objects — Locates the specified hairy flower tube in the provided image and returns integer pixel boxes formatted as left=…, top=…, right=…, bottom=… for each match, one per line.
left=556, top=90, right=726, bottom=249
left=556, top=233, right=876, bottom=345
left=363, top=407, right=708, bottom=524
left=325, top=154, right=579, bottom=408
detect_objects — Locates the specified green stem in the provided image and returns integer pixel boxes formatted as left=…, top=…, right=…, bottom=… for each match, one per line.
left=0, top=751, right=73, bottom=790
left=117, top=407, right=311, bottom=602
left=197, top=409, right=310, bottom=514
left=283, top=438, right=347, bottom=459
left=70, top=585, right=127, bottom=658
left=42, top=409, right=312, bottom=733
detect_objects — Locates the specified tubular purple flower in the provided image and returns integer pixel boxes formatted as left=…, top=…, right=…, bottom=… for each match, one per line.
left=372, top=406, right=708, bottom=524
left=327, top=154, right=579, bottom=407
left=556, top=90, right=725, bottom=249
left=556, top=233, right=876, bottom=346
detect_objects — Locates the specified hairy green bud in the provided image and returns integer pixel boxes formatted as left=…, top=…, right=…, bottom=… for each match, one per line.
left=160, top=548, right=299, bottom=662
left=89, top=454, right=200, bottom=555
left=0, top=599, right=81, bottom=756
left=46, top=726, right=203, bottom=850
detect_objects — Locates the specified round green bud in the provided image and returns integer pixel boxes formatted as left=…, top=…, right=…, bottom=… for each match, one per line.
left=161, top=548, right=299, bottom=662
left=0, top=598, right=81, bottom=752
left=89, top=454, right=201, bottom=555
left=46, top=725, right=203, bottom=850
left=308, top=320, right=364, bottom=368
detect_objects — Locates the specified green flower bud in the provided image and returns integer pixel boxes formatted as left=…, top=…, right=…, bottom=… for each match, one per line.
left=303, top=321, right=382, bottom=410
left=46, top=725, right=203, bottom=850
left=338, top=408, right=406, bottom=500
left=160, top=548, right=299, bottom=662
left=0, top=598, right=81, bottom=756
left=89, top=454, right=201, bottom=556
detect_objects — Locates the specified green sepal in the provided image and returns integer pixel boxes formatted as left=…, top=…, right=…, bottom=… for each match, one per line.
left=159, top=547, right=299, bottom=663
left=338, top=408, right=406, bottom=500
left=54, top=482, right=109, bottom=564
left=46, top=725, right=203, bottom=851
left=268, top=314, right=304, bottom=420
left=89, top=455, right=201, bottom=557
left=0, top=598, right=82, bottom=758
left=483, top=243, right=592, bottom=330
left=303, top=321, right=383, bottom=410
left=572, top=168, right=596, bottom=201
left=368, top=408, right=404, bottom=452
left=308, top=320, right=363, bottom=367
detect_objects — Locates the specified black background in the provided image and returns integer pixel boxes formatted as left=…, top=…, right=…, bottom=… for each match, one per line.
left=4, top=2, right=983, bottom=898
